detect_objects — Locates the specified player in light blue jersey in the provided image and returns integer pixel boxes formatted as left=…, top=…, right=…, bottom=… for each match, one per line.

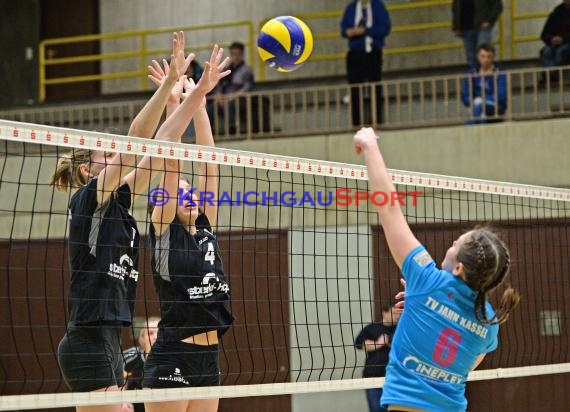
left=353, top=128, right=520, bottom=412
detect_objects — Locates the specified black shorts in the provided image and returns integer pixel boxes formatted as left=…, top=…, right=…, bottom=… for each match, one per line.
left=57, top=325, right=124, bottom=392
left=143, top=340, right=219, bottom=389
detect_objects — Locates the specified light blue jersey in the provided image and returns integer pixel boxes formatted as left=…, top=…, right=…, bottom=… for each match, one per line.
left=381, top=245, right=499, bottom=412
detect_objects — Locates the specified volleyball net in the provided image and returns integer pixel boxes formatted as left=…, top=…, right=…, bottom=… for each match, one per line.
left=0, top=119, right=569, bottom=411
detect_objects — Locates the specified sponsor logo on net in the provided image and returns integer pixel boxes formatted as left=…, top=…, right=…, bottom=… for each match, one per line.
left=148, top=188, right=422, bottom=207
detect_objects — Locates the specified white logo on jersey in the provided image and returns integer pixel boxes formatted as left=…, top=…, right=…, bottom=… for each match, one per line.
left=403, top=355, right=463, bottom=384
left=120, top=254, right=134, bottom=267
left=187, top=272, right=229, bottom=300
left=202, top=273, right=218, bottom=285
left=107, top=253, right=139, bottom=282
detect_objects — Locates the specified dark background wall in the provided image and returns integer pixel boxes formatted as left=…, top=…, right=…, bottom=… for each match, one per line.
left=0, top=0, right=100, bottom=109
left=0, top=230, right=290, bottom=412
left=0, top=0, right=41, bottom=108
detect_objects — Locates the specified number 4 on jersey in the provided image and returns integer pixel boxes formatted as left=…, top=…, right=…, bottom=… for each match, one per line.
left=205, top=242, right=215, bottom=265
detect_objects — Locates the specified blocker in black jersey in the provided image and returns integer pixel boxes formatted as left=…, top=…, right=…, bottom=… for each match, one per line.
left=149, top=213, right=233, bottom=342
left=59, top=176, right=139, bottom=392
left=67, top=176, right=140, bottom=326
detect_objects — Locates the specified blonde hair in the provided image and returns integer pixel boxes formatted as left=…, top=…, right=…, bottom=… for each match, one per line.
left=133, top=316, right=160, bottom=341
left=49, top=149, right=92, bottom=192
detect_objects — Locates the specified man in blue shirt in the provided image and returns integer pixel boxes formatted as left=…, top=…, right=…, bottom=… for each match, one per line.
left=461, top=44, right=507, bottom=124
left=341, top=0, right=391, bottom=126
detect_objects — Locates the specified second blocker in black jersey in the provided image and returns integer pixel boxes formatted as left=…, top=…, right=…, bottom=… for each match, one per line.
left=150, top=214, right=234, bottom=341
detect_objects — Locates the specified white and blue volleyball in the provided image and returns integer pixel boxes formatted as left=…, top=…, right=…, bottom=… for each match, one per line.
left=257, top=16, right=314, bottom=72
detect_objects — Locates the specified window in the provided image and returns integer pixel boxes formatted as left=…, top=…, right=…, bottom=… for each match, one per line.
left=540, top=310, right=561, bottom=336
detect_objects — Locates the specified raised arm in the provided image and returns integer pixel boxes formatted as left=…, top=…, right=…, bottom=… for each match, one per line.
left=195, top=106, right=218, bottom=226
left=151, top=45, right=230, bottom=234
left=128, top=31, right=193, bottom=139
left=354, top=128, right=420, bottom=268
left=123, top=31, right=195, bottom=200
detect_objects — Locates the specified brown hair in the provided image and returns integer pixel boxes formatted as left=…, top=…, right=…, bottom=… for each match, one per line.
left=49, top=149, right=92, bottom=192
left=457, top=227, right=520, bottom=325
left=478, top=43, right=495, bottom=54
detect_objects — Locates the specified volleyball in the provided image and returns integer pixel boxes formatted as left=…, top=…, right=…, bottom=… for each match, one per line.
left=257, top=16, right=313, bottom=72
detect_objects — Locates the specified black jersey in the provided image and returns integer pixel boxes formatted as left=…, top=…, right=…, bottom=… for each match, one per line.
left=67, top=177, right=139, bottom=326
left=354, top=322, right=397, bottom=378
left=149, top=214, right=233, bottom=342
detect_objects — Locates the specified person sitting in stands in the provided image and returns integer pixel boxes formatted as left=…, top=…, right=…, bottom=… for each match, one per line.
left=461, top=44, right=507, bottom=124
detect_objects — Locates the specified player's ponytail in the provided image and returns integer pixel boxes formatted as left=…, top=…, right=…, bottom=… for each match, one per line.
left=459, top=227, right=520, bottom=325
left=49, top=149, right=92, bottom=192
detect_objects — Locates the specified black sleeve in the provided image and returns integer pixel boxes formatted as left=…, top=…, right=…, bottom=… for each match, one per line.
left=541, top=10, right=558, bottom=45
left=355, top=324, right=374, bottom=348
left=115, top=181, right=132, bottom=209
left=70, top=177, right=98, bottom=223
left=485, top=0, right=503, bottom=27
left=196, top=213, right=212, bottom=232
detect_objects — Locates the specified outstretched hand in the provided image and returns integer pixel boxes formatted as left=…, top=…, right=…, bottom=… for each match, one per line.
left=147, top=58, right=187, bottom=104
left=195, top=44, right=231, bottom=95
left=353, top=127, right=378, bottom=155
left=147, top=31, right=195, bottom=91
left=172, top=31, right=195, bottom=75
left=147, top=56, right=180, bottom=87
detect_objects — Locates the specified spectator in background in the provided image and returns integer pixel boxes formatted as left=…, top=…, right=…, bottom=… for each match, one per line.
left=341, top=0, right=391, bottom=126
left=210, top=41, right=254, bottom=134
left=452, top=0, right=503, bottom=69
left=355, top=304, right=400, bottom=412
left=185, top=60, right=203, bottom=83
left=461, top=44, right=507, bottom=124
left=122, top=317, right=160, bottom=412
left=540, top=0, right=570, bottom=81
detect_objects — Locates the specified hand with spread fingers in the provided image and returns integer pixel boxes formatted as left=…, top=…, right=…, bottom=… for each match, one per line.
left=172, top=31, right=195, bottom=75
left=194, top=44, right=231, bottom=95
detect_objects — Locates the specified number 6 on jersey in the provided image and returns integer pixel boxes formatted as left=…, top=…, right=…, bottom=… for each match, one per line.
left=432, top=327, right=462, bottom=367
